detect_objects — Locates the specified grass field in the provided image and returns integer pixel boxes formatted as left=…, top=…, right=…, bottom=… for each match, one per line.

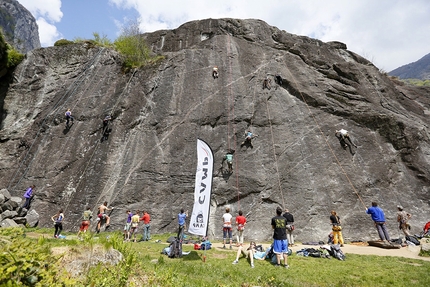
left=1, top=228, right=429, bottom=286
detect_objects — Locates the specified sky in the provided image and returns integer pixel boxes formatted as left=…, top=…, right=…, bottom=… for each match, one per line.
left=18, top=0, right=430, bottom=72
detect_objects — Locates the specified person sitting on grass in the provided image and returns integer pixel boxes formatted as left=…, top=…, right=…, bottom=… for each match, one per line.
left=232, top=241, right=265, bottom=268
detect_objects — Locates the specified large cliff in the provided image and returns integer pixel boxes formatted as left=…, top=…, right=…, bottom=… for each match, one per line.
left=0, top=0, right=40, bottom=53
left=0, top=19, right=429, bottom=242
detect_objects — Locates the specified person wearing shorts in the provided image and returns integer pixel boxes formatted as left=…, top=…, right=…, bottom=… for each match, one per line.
left=271, top=206, right=289, bottom=268
left=124, top=210, right=133, bottom=241
left=130, top=210, right=140, bottom=242
left=232, top=241, right=258, bottom=268
left=77, top=207, right=93, bottom=238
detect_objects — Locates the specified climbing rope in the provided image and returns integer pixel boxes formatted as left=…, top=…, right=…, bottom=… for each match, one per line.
left=283, top=63, right=367, bottom=209
left=67, top=69, right=138, bottom=229
left=265, top=95, right=286, bottom=208
left=7, top=48, right=106, bottom=192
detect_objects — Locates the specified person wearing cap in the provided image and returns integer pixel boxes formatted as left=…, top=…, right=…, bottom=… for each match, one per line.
left=396, top=205, right=412, bottom=236
left=366, top=202, right=390, bottom=242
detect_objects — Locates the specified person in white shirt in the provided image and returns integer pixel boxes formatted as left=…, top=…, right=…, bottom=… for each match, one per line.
left=222, top=207, right=233, bottom=249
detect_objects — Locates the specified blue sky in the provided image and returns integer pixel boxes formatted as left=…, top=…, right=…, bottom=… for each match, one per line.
left=18, top=0, right=430, bottom=72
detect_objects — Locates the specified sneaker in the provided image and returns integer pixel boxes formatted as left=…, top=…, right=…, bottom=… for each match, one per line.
left=223, top=245, right=226, bottom=249
left=230, top=245, right=232, bottom=250
left=284, top=264, right=290, bottom=269
left=232, top=260, right=238, bottom=264
left=251, top=264, right=255, bottom=268
left=340, top=244, right=344, bottom=247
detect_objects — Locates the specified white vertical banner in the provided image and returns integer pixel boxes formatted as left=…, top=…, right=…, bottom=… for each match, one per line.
left=188, top=138, right=214, bottom=236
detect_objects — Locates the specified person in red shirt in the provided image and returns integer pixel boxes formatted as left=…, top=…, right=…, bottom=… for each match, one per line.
left=140, top=210, right=151, bottom=241
left=235, top=210, right=247, bottom=247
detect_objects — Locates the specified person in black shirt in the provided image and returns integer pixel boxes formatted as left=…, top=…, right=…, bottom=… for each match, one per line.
left=271, top=207, right=289, bottom=268
left=330, top=210, right=344, bottom=246
left=282, top=209, right=295, bottom=246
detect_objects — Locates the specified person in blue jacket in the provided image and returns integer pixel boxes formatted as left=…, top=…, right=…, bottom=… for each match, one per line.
left=22, top=185, right=35, bottom=209
left=366, top=202, right=390, bottom=242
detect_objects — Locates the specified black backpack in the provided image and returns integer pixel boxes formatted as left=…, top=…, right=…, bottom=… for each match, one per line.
left=405, top=235, right=420, bottom=245
left=329, top=245, right=346, bottom=261
left=168, top=239, right=182, bottom=258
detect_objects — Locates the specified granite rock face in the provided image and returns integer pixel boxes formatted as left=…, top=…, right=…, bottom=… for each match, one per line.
left=0, top=19, right=429, bottom=242
left=0, top=0, right=41, bottom=53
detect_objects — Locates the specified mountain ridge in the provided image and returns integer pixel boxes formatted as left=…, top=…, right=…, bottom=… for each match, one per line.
left=389, top=52, right=430, bottom=80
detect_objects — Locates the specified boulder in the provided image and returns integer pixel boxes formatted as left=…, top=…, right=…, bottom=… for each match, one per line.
left=1, top=218, right=19, bottom=227
left=16, top=206, right=27, bottom=217
left=1, top=209, right=17, bottom=220
left=13, top=216, right=26, bottom=225
left=1, top=201, right=13, bottom=212
left=0, top=193, right=4, bottom=205
left=0, top=188, right=11, bottom=200
left=24, top=209, right=39, bottom=227
left=9, top=196, right=21, bottom=209
left=421, top=242, right=430, bottom=252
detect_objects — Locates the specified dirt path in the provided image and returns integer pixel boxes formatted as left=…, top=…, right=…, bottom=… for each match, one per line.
left=210, top=242, right=430, bottom=262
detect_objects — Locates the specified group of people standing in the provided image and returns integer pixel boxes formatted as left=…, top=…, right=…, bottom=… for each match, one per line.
left=329, top=202, right=414, bottom=246
left=122, top=210, right=151, bottom=242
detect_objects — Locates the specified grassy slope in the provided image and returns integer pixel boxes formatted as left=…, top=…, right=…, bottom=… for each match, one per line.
left=3, top=228, right=429, bottom=287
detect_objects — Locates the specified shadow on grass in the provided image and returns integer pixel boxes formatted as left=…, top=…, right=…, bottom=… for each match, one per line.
left=182, top=251, right=204, bottom=261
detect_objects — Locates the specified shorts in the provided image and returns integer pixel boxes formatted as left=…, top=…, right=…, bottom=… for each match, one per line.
left=124, top=222, right=131, bottom=231
left=79, top=220, right=90, bottom=231
left=273, top=239, right=289, bottom=254
left=223, top=227, right=232, bottom=238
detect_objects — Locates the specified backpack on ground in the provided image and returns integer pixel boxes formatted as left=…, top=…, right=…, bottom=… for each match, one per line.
left=166, top=236, right=176, bottom=243
left=405, top=235, right=420, bottom=246
left=200, top=240, right=212, bottom=250
left=168, top=238, right=182, bottom=258
left=266, top=244, right=275, bottom=260
left=391, top=238, right=403, bottom=245
left=329, top=245, right=345, bottom=261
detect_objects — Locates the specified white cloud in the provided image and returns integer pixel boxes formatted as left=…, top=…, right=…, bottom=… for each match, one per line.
left=19, top=0, right=63, bottom=46
left=16, top=0, right=430, bottom=70
left=36, top=17, right=62, bottom=47
left=19, top=0, right=63, bottom=22
left=109, top=0, right=430, bottom=71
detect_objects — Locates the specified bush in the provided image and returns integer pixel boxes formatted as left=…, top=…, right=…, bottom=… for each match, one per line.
left=0, top=227, right=76, bottom=286
left=6, top=43, right=24, bottom=68
left=114, top=34, right=151, bottom=69
left=92, top=32, right=112, bottom=47
left=54, top=39, right=74, bottom=47
left=402, top=78, right=430, bottom=87
left=84, top=232, right=136, bottom=287
left=113, top=19, right=155, bottom=69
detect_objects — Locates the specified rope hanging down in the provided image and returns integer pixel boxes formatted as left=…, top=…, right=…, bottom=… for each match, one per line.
left=283, top=65, right=366, bottom=209
left=7, top=48, right=106, bottom=192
